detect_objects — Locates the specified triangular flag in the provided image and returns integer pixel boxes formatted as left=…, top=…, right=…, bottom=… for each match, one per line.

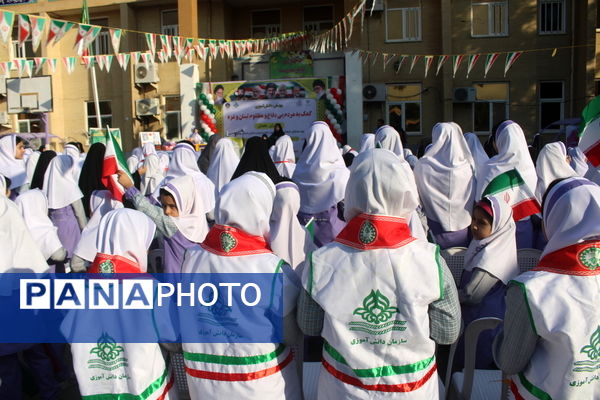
left=104, top=55, right=113, bottom=72
left=116, top=53, right=130, bottom=70
left=82, top=56, right=95, bottom=69
left=34, top=57, right=46, bottom=74
left=109, top=28, right=121, bottom=53
left=25, top=60, right=33, bottom=78
left=18, top=15, right=31, bottom=46
left=436, top=55, right=449, bottom=76
left=452, top=55, right=465, bottom=78
left=218, top=40, right=226, bottom=58
left=396, top=55, right=407, bottom=73
left=383, top=54, right=395, bottom=71
left=29, top=16, right=46, bottom=52
left=17, top=59, right=27, bottom=77
left=409, top=55, right=421, bottom=74
left=95, top=55, right=105, bottom=71
left=0, top=62, right=7, bottom=75
left=145, top=33, right=157, bottom=55
left=141, top=52, right=153, bottom=68
left=74, top=24, right=93, bottom=55
left=208, top=40, right=217, bottom=58
left=424, top=55, right=434, bottom=78
left=82, top=26, right=101, bottom=51
left=484, top=53, right=500, bottom=78
left=48, top=20, right=73, bottom=45
left=48, top=58, right=57, bottom=73
left=102, top=129, right=131, bottom=202
left=466, top=54, right=480, bottom=78
left=6, top=61, right=14, bottom=72
left=0, top=11, right=15, bottom=44
left=160, top=34, right=172, bottom=58
left=132, top=51, right=141, bottom=65
left=157, top=49, right=166, bottom=63
left=63, top=57, right=76, bottom=74
left=504, top=52, right=522, bottom=77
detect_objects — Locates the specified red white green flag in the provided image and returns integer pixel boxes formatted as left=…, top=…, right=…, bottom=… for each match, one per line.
left=482, top=168, right=541, bottom=221
left=484, top=53, right=499, bottom=78
left=74, top=24, right=93, bottom=55
left=29, top=16, right=46, bottom=52
left=579, top=96, right=600, bottom=167
left=504, top=51, right=522, bottom=77
left=160, top=35, right=172, bottom=58
left=34, top=57, right=46, bottom=74
left=396, top=55, right=407, bottom=73
left=102, top=129, right=130, bottom=202
left=466, top=54, right=480, bottom=78
left=48, top=58, right=58, bottom=73
left=116, top=53, right=130, bottom=70
left=452, top=55, right=465, bottom=78
left=436, top=55, right=449, bottom=76
left=62, top=56, right=76, bottom=74
left=409, top=55, right=421, bottom=74
left=109, top=28, right=121, bottom=53
left=423, top=55, right=434, bottom=78
left=145, top=33, right=157, bottom=56
left=0, top=11, right=15, bottom=44
left=47, top=20, right=74, bottom=46
left=17, top=15, right=31, bottom=46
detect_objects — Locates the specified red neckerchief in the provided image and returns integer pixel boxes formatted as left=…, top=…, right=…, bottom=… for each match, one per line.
left=534, top=241, right=600, bottom=276
left=201, top=224, right=272, bottom=256
left=274, top=161, right=291, bottom=164
left=89, top=253, right=143, bottom=273
left=335, top=214, right=415, bottom=250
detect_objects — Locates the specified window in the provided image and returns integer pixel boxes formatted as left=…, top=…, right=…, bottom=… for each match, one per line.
left=252, top=10, right=281, bottom=38
left=539, top=81, right=564, bottom=131
left=473, top=83, right=509, bottom=133
left=385, top=0, right=421, bottom=42
left=161, top=10, right=179, bottom=36
left=86, top=101, right=112, bottom=129
left=164, top=96, right=181, bottom=140
left=386, top=84, right=422, bottom=134
left=303, top=5, right=334, bottom=32
left=17, top=113, right=41, bottom=133
left=471, top=1, right=508, bottom=37
left=539, top=0, right=565, bottom=34
left=90, top=18, right=110, bottom=55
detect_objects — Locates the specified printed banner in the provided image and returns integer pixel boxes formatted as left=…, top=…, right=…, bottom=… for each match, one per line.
left=269, top=51, right=313, bottom=79
left=89, top=127, right=121, bottom=146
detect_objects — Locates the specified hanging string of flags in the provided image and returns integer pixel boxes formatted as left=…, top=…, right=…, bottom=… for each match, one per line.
left=0, top=2, right=593, bottom=79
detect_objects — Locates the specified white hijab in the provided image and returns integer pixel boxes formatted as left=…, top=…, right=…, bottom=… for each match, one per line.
left=464, top=132, right=489, bottom=176
left=160, top=142, right=215, bottom=212
left=535, top=142, right=577, bottom=202
left=464, top=195, right=518, bottom=284
left=140, top=154, right=164, bottom=196
left=359, top=134, right=375, bottom=153
left=25, top=151, right=41, bottom=189
left=126, top=156, right=140, bottom=174
left=0, top=134, right=27, bottom=189
left=269, top=182, right=316, bottom=270
left=14, top=189, right=63, bottom=260
left=95, top=208, right=156, bottom=272
left=476, top=121, right=537, bottom=200
left=216, top=171, right=275, bottom=238
left=568, top=147, right=590, bottom=176
left=207, top=138, right=240, bottom=194
left=142, top=142, right=157, bottom=158
left=345, top=149, right=419, bottom=221
left=414, top=122, right=476, bottom=231
left=0, top=173, right=5, bottom=197
left=64, top=144, right=83, bottom=182
left=403, top=149, right=418, bottom=169
left=74, top=190, right=123, bottom=262
left=293, top=121, right=350, bottom=214
left=542, top=177, right=600, bottom=257
left=0, top=196, right=49, bottom=274
left=43, top=154, right=83, bottom=209
left=163, top=175, right=210, bottom=243
left=158, top=151, right=170, bottom=174
left=271, top=135, right=296, bottom=178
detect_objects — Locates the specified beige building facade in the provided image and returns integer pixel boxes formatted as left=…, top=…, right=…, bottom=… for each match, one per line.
left=0, top=0, right=597, bottom=151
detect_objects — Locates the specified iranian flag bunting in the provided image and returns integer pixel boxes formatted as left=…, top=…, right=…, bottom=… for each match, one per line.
left=18, top=14, right=31, bottom=46
left=102, top=129, right=130, bottom=202
left=484, top=53, right=499, bottom=78
left=452, top=55, right=465, bottom=78
left=482, top=168, right=541, bottom=221
left=29, top=16, right=46, bottom=52
left=423, top=55, right=434, bottom=78
left=436, top=55, right=449, bottom=76
left=466, top=54, right=480, bottom=78
left=579, top=96, right=600, bottom=167
left=109, top=28, right=121, bottom=53
left=48, top=58, right=57, bottom=73
left=0, top=11, right=15, bottom=44
left=409, top=55, right=421, bottom=74
left=504, top=51, right=522, bottom=77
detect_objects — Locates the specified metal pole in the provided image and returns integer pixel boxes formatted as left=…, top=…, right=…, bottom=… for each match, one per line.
left=90, top=64, right=102, bottom=128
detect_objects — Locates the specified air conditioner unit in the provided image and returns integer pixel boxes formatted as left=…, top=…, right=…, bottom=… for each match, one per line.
left=364, top=0, right=384, bottom=12
left=136, top=98, right=161, bottom=117
left=362, top=83, right=386, bottom=102
left=134, top=63, right=159, bottom=84
left=0, top=111, right=8, bottom=125
left=453, top=87, right=476, bottom=103
left=0, top=75, right=6, bottom=96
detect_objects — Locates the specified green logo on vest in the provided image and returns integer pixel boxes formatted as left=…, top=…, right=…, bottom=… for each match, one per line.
left=579, top=247, right=600, bottom=270
left=98, top=260, right=115, bottom=274
left=348, top=290, right=407, bottom=335
left=220, top=231, right=237, bottom=253
left=88, top=333, right=128, bottom=371
left=573, top=326, right=600, bottom=373
left=359, top=220, right=377, bottom=245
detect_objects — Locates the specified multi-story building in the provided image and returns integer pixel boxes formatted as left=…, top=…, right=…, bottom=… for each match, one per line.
left=0, top=0, right=596, bottom=151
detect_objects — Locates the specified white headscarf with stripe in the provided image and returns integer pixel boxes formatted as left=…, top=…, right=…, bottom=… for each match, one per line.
left=535, top=142, right=577, bottom=202
left=43, top=154, right=83, bottom=209
left=207, top=138, right=240, bottom=193
left=541, top=177, right=600, bottom=257
left=271, top=135, right=296, bottom=178
left=0, top=134, right=27, bottom=189
left=163, top=175, right=210, bottom=243
left=15, top=189, right=63, bottom=260
left=464, top=195, right=518, bottom=284
left=74, top=190, right=123, bottom=262
left=292, top=121, right=350, bottom=214
left=475, top=120, right=537, bottom=200
left=414, top=122, right=476, bottom=231
left=95, top=208, right=156, bottom=272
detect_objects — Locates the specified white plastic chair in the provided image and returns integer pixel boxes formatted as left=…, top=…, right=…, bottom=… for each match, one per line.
left=448, top=317, right=507, bottom=400
left=516, top=248, right=542, bottom=274
left=147, top=248, right=164, bottom=273
left=441, top=247, right=468, bottom=286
